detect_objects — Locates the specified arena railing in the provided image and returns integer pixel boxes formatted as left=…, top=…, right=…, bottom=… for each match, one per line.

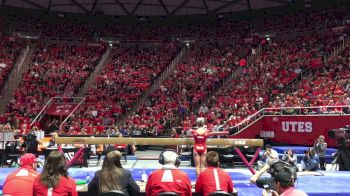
left=30, top=97, right=86, bottom=127
left=61, top=97, right=86, bottom=126
left=229, top=105, right=350, bottom=134
left=30, top=97, right=54, bottom=127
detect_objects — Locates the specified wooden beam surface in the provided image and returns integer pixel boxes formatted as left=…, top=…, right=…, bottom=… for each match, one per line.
left=53, top=134, right=263, bottom=147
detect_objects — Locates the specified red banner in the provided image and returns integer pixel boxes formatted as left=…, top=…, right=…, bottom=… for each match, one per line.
left=46, top=104, right=78, bottom=116
left=231, top=115, right=350, bottom=147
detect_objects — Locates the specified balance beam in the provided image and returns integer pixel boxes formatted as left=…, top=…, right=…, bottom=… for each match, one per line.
left=52, top=134, right=263, bottom=147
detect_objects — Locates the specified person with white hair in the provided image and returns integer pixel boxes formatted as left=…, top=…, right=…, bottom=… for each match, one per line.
left=146, top=150, right=192, bottom=196
left=192, top=117, right=228, bottom=176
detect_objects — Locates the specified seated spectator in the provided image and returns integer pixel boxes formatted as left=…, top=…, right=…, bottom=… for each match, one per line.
left=262, top=171, right=307, bottom=196
left=88, top=150, right=140, bottom=196
left=2, top=153, right=39, bottom=196
left=146, top=150, right=192, bottom=196
left=258, top=144, right=279, bottom=169
left=299, top=148, right=319, bottom=171
left=33, top=151, right=78, bottom=196
left=281, top=149, right=298, bottom=170
left=195, top=151, right=234, bottom=196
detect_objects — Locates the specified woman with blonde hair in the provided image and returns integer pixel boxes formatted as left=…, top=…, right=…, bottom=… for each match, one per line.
left=88, top=150, right=140, bottom=196
left=192, top=117, right=228, bottom=176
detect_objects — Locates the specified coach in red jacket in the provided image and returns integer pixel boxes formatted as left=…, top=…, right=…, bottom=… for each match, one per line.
left=3, top=153, right=39, bottom=196
left=146, top=150, right=192, bottom=196
left=195, top=151, right=234, bottom=196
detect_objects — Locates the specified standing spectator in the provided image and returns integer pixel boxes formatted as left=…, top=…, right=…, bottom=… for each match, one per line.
left=314, top=135, right=327, bottom=170
left=88, top=150, right=140, bottom=196
left=3, top=153, right=39, bottom=196
left=146, top=150, right=192, bottom=196
left=33, top=151, right=78, bottom=196
left=262, top=171, right=308, bottom=196
left=195, top=151, right=234, bottom=196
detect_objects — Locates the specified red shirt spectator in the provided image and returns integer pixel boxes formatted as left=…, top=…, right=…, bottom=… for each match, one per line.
left=195, top=151, right=234, bottom=196
left=33, top=176, right=78, bottom=196
left=146, top=166, right=192, bottom=196
left=146, top=150, right=192, bottom=196
left=33, top=151, right=78, bottom=196
left=195, top=167, right=234, bottom=196
left=3, top=153, right=39, bottom=196
left=239, top=58, right=247, bottom=67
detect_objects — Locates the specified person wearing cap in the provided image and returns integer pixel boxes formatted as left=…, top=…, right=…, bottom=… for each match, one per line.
left=2, top=153, right=39, bottom=196
left=314, top=135, right=327, bottom=170
left=262, top=171, right=308, bottom=196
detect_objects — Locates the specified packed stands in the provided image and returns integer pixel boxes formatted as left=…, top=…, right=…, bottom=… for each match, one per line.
left=68, top=42, right=180, bottom=129
left=123, top=41, right=251, bottom=132
left=270, top=46, right=350, bottom=112
left=198, top=29, right=348, bottom=128
left=0, top=4, right=349, bottom=133
left=0, top=36, right=24, bottom=90
left=6, top=42, right=106, bottom=119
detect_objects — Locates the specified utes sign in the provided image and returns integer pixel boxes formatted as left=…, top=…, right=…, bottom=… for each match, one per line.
left=47, top=104, right=78, bottom=116
left=281, top=121, right=312, bottom=133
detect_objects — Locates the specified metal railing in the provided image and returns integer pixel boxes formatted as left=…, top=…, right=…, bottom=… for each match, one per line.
left=30, top=97, right=86, bottom=127
left=61, top=97, right=86, bottom=126
left=30, top=97, right=54, bottom=127
left=228, top=105, right=350, bottom=135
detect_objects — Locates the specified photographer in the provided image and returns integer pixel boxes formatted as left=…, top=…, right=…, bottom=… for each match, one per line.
left=300, top=148, right=319, bottom=171
left=262, top=171, right=307, bottom=196
left=281, top=149, right=298, bottom=169
left=251, top=161, right=298, bottom=194
left=335, top=138, right=350, bottom=171
left=258, top=144, right=279, bottom=169
left=314, top=135, right=327, bottom=170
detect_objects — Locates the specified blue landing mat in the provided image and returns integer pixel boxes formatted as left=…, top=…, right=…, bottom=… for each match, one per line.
left=0, top=168, right=350, bottom=196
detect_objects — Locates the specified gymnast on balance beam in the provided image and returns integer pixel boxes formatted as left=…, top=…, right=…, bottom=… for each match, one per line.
left=191, top=117, right=228, bottom=177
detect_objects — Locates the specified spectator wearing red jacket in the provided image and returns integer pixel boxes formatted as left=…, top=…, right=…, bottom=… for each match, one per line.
left=3, top=153, right=39, bottom=196
left=146, top=150, right=192, bottom=196
left=33, top=151, right=78, bottom=196
left=195, top=151, right=234, bottom=196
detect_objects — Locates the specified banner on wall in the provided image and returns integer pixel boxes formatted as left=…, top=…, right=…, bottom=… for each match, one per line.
left=231, top=115, right=350, bottom=147
left=46, top=104, right=78, bottom=116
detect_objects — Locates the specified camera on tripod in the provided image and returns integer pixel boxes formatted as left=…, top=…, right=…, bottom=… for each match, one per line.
left=21, top=133, right=38, bottom=154
left=22, top=133, right=37, bottom=142
left=328, top=125, right=350, bottom=141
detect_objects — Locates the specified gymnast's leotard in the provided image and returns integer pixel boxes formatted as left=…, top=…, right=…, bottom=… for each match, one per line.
left=192, top=129, right=209, bottom=155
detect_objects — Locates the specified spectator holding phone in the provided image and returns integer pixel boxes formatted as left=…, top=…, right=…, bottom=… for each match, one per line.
left=314, top=135, right=327, bottom=170
left=281, top=149, right=298, bottom=170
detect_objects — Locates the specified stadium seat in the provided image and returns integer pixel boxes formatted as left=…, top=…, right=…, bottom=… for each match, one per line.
left=157, top=192, right=179, bottom=196
left=208, top=191, right=235, bottom=196
left=100, top=190, right=128, bottom=196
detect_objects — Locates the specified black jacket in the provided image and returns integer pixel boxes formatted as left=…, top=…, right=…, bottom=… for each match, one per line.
left=88, top=168, right=140, bottom=196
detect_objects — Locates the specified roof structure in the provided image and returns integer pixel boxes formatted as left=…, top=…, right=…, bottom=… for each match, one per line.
left=1, top=0, right=295, bottom=16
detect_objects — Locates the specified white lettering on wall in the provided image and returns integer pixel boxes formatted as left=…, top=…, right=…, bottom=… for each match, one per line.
left=281, top=121, right=313, bottom=133
left=260, top=130, right=275, bottom=138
